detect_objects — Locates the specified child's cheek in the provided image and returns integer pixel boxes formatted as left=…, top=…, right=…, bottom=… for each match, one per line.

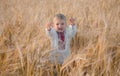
left=54, top=25, right=58, bottom=31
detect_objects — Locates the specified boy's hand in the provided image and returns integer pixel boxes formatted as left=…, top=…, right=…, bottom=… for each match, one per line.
left=46, top=23, right=52, bottom=31
left=69, top=17, right=76, bottom=26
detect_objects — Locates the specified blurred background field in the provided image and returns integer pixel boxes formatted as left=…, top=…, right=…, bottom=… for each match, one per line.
left=0, top=0, right=120, bottom=76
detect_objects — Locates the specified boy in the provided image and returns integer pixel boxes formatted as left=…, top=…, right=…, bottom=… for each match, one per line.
left=46, top=13, right=76, bottom=65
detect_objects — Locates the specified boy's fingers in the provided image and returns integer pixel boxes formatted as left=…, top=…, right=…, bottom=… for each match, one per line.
left=70, top=19, right=75, bottom=23
left=70, top=18, right=73, bottom=22
left=49, top=23, right=53, bottom=27
left=70, top=17, right=75, bottom=21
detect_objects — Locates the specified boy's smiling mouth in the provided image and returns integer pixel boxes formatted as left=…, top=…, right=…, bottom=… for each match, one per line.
left=58, top=28, right=64, bottom=32
left=58, top=28, right=63, bottom=30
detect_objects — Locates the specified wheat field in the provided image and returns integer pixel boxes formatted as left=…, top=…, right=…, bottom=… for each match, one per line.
left=0, top=0, right=120, bottom=76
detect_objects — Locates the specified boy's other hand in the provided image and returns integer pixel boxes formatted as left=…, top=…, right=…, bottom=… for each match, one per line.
left=69, top=17, right=76, bottom=26
left=46, top=23, right=52, bottom=31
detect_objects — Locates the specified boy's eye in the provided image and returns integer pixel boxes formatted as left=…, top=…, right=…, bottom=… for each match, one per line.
left=61, top=23, right=64, bottom=25
left=56, top=23, right=59, bottom=25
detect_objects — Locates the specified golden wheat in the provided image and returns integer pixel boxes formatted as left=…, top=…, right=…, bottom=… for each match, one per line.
left=0, top=0, right=120, bottom=76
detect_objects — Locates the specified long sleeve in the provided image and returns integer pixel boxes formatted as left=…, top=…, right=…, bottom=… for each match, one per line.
left=67, top=25, right=77, bottom=38
left=45, top=28, right=56, bottom=39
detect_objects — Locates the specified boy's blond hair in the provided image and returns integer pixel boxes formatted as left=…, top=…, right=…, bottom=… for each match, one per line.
left=54, top=13, right=66, bottom=21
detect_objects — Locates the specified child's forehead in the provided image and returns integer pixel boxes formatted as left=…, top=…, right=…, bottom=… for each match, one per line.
left=53, top=17, right=66, bottom=22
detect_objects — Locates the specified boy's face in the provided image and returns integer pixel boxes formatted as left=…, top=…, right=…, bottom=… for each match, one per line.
left=53, top=18, right=66, bottom=32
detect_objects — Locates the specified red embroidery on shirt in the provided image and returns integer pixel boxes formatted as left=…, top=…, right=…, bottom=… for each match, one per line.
left=57, top=32, right=65, bottom=50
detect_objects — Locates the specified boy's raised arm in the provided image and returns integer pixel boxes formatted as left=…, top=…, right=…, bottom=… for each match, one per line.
left=68, top=18, right=77, bottom=38
left=68, top=24, right=77, bottom=38
left=45, top=23, right=55, bottom=39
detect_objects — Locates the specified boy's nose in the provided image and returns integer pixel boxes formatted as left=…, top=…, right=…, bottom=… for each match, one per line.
left=58, top=25, right=61, bottom=27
